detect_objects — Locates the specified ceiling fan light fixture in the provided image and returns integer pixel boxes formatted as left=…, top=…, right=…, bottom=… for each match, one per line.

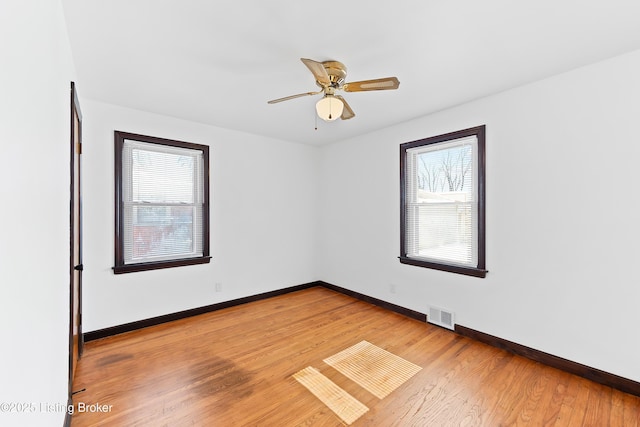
left=315, top=95, right=344, bottom=122
left=268, top=58, right=399, bottom=122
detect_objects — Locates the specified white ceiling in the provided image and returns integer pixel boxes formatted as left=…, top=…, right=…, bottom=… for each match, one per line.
left=62, top=0, right=640, bottom=145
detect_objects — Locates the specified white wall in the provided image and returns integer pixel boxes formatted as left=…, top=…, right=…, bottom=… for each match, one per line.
left=81, top=100, right=319, bottom=332
left=0, top=1, right=75, bottom=426
left=318, top=49, right=640, bottom=382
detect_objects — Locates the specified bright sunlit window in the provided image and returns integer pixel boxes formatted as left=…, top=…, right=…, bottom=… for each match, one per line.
left=400, top=126, right=486, bottom=277
left=114, top=131, right=210, bottom=274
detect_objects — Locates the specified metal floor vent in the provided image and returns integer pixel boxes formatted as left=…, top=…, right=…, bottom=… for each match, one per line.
left=428, top=306, right=455, bottom=330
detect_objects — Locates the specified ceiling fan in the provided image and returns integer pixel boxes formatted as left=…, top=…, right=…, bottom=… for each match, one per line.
left=268, top=58, right=400, bottom=122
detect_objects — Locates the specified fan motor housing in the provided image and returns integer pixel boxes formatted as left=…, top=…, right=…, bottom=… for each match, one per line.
left=323, top=61, right=347, bottom=86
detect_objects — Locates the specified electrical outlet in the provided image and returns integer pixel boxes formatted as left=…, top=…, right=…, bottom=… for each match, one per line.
left=215, top=282, right=222, bottom=292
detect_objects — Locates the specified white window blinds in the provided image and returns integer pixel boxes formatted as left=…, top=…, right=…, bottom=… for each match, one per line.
left=122, top=139, right=205, bottom=264
left=405, top=135, right=478, bottom=267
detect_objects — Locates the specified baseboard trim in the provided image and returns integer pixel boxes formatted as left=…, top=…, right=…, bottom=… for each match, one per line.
left=454, top=324, right=640, bottom=397
left=82, top=280, right=640, bottom=397
left=318, top=281, right=427, bottom=322
left=84, top=281, right=320, bottom=342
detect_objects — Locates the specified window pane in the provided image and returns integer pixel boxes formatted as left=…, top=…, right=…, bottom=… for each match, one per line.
left=407, top=137, right=477, bottom=267
left=122, top=139, right=205, bottom=264
left=409, top=203, right=475, bottom=265
left=414, top=142, right=474, bottom=195
left=131, top=148, right=195, bottom=203
left=128, top=205, right=200, bottom=262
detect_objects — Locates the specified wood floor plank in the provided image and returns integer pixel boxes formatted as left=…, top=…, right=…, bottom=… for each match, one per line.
left=71, top=287, right=640, bottom=426
left=539, top=372, right=573, bottom=426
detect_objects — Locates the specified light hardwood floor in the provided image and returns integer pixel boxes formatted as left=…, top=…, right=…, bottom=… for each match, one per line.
left=71, top=287, right=640, bottom=426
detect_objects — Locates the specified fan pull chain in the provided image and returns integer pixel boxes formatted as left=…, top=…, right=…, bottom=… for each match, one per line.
left=315, top=109, right=318, bottom=130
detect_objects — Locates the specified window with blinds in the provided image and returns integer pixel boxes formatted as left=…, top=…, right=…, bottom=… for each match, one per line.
left=400, top=126, right=487, bottom=278
left=114, top=132, right=210, bottom=273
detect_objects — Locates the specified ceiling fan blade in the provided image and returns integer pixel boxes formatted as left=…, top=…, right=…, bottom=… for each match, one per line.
left=343, top=77, right=400, bottom=92
left=267, top=90, right=322, bottom=104
left=300, top=58, right=331, bottom=86
left=335, top=95, right=355, bottom=120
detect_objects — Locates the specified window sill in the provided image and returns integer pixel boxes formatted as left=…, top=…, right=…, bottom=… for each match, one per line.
left=399, top=256, right=487, bottom=278
left=113, top=256, right=211, bottom=274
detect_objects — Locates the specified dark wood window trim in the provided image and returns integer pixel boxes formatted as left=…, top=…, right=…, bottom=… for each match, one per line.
left=399, top=125, right=487, bottom=278
left=114, top=131, right=211, bottom=274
